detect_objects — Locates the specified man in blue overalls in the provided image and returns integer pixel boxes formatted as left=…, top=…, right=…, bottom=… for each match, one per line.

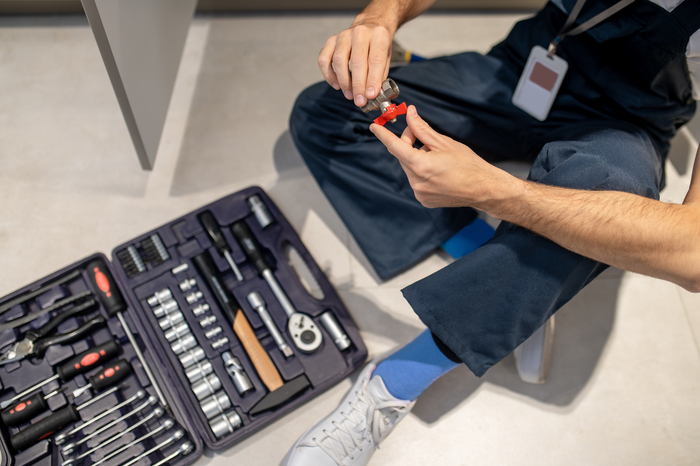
left=284, top=0, right=700, bottom=464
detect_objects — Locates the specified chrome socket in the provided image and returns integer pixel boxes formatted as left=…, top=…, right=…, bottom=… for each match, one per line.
left=152, top=299, right=179, bottom=319
left=158, top=310, right=184, bottom=331
left=211, top=337, right=229, bottom=350
left=210, top=411, right=242, bottom=439
left=171, top=333, right=197, bottom=355
left=179, top=347, right=206, bottom=368
left=199, top=315, right=217, bottom=328
left=192, top=373, right=222, bottom=400
left=200, top=391, right=232, bottom=419
left=179, top=278, right=197, bottom=292
left=171, top=263, right=189, bottom=275
left=185, top=360, right=214, bottom=384
left=147, top=289, right=173, bottom=307
left=320, top=310, right=352, bottom=351
left=247, top=194, right=274, bottom=229
left=164, top=322, right=190, bottom=342
left=204, top=326, right=223, bottom=339
left=192, top=303, right=210, bottom=317
left=185, top=291, right=203, bottom=304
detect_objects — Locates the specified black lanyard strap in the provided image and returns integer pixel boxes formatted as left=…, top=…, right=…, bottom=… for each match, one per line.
left=548, top=0, right=638, bottom=57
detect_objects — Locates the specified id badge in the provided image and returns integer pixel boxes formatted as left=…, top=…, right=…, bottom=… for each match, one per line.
left=512, top=46, right=568, bottom=121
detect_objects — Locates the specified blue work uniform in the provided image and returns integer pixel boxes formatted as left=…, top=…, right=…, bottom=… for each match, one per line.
left=289, top=0, right=700, bottom=376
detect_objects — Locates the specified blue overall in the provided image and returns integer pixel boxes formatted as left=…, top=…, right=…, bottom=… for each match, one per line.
left=289, top=0, right=700, bottom=376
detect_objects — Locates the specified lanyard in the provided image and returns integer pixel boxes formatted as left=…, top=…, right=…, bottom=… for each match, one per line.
left=548, top=0, right=638, bottom=57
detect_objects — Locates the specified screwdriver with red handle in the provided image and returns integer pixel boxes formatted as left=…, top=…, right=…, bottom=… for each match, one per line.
left=0, top=340, right=120, bottom=410
left=1, top=359, right=131, bottom=426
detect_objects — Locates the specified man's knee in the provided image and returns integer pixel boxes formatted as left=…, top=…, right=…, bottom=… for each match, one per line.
left=529, top=127, right=662, bottom=199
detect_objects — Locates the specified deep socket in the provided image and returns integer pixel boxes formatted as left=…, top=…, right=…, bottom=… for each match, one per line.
left=191, top=373, right=222, bottom=400
left=320, top=310, right=352, bottom=351
left=171, top=333, right=197, bottom=355
left=165, top=322, right=190, bottom=342
left=200, top=391, right=232, bottom=419
left=158, top=310, right=184, bottom=330
left=192, top=303, right=210, bottom=316
left=199, top=315, right=217, bottom=328
left=179, top=278, right=197, bottom=292
left=185, top=291, right=203, bottom=304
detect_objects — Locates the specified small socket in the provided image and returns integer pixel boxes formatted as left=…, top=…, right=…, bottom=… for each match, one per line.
left=185, top=291, right=203, bottom=304
left=179, top=278, right=197, bottom=292
left=199, top=315, right=217, bottom=328
left=211, top=337, right=229, bottom=350
left=192, top=303, right=210, bottom=317
left=192, top=373, right=222, bottom=400
left=200, top=392, right=232, bottom=419
left=152, top=299, right=179, bottom=319
left=210, top=411, right=242, bottom=439
left=204, top=326, right=223, bottom=340
left=147, top=289, right=173, bottom=307
left=171, top=334, right=197, bottom=355
left=185, top=361, right=214, bottom=384
left=171, top=263, right=189, bottom=275
left=158, top=310, right=184, bottom=331
left=165, top=322, right=190, bottom=342
left=179, top=347, right=206, bottom=368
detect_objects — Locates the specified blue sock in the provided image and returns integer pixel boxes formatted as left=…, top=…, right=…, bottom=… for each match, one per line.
left=373, top=329, right=460, bottom=401
left=440, top=218, right=495, bottom=259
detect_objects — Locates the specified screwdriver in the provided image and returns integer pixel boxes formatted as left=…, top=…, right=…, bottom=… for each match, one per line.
left=199, top=211, right=244, bottom=282
left=2, top=360, right=129, bottom=426
left=86, top=260, right=169, bottom=410
left=0, top=340, right=120, bottom=410
left=8, top=384, right=121, bottom=450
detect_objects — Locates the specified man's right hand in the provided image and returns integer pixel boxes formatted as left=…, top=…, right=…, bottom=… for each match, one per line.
left=317, top=0, right=436, bottom=108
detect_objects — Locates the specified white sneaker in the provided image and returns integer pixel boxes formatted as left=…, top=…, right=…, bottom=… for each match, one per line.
left=282, top=359, right=415, bottom=466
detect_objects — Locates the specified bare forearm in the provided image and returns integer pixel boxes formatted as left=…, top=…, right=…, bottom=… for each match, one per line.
left=352, top=0, right=437, bottom=32
left=483, top=176, right=700, bottom=292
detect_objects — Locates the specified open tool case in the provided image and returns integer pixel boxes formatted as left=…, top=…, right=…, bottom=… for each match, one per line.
left=0, top=186, right=368, bottom=466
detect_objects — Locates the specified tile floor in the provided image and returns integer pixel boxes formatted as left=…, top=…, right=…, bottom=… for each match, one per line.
left=1, top=10, right=699, bottom=466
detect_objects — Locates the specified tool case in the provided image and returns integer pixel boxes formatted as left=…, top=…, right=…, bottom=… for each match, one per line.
left=0, top=186, right=368, bottom=466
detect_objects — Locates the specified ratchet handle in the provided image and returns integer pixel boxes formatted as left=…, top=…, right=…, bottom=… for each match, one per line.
left=86, top=260, right=127, bottom=317
left=57, top=340, right=120, bottom=381
left=231, top=221, right=270, bottom=273
left=199, top=211, right=230, bottom=253
left=11, top=405, right=79, bottom=451
left=34, top=315, right=107, bottom=359
left=88, top=359, right=132, bottom=392
left=2, top=392, right=50, bottom=427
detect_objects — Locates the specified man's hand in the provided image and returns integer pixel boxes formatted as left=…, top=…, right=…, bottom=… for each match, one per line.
left=318, top=0, right=437, bottom=108
left=318, top=22, right=394, bottom=108
left=370, top=105, right=520, bottom=213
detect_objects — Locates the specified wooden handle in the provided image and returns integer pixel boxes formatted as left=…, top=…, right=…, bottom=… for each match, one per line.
left=232, top=309, right=284, bottom=391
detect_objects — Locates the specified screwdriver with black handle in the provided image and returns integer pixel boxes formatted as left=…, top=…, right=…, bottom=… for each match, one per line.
left=0, top=340, right=121, bottom=410
left=85, top=259, right=169, bottom=410
left=199, top=211, right=245, bottom=282
left=1, top=359, right=130, bottom=427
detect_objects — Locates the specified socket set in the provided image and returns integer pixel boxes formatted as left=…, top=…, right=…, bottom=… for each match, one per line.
left=0, top=186, right=367, bottom=466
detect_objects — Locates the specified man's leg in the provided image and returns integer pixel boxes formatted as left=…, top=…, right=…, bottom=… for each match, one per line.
left=289, top=52, right=535, bottom=280
left=404, top=121, right=663, bottom=376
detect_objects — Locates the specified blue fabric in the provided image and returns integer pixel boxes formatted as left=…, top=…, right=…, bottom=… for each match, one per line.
left=373, top=330, right=460, bottom=401
left=289, top=1, right=695, bottom=377
left=440, top=218, right=495, bottom=259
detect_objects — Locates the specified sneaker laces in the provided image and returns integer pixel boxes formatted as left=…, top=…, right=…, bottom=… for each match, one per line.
left=305, top=378, right=410, bottom=464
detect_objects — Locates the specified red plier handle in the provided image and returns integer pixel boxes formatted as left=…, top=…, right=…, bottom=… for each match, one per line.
left=373, top=102, right=408, bottom=126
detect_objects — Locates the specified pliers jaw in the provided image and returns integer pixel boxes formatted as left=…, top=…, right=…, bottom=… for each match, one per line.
left=0, top=339, right=34, bottom=366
